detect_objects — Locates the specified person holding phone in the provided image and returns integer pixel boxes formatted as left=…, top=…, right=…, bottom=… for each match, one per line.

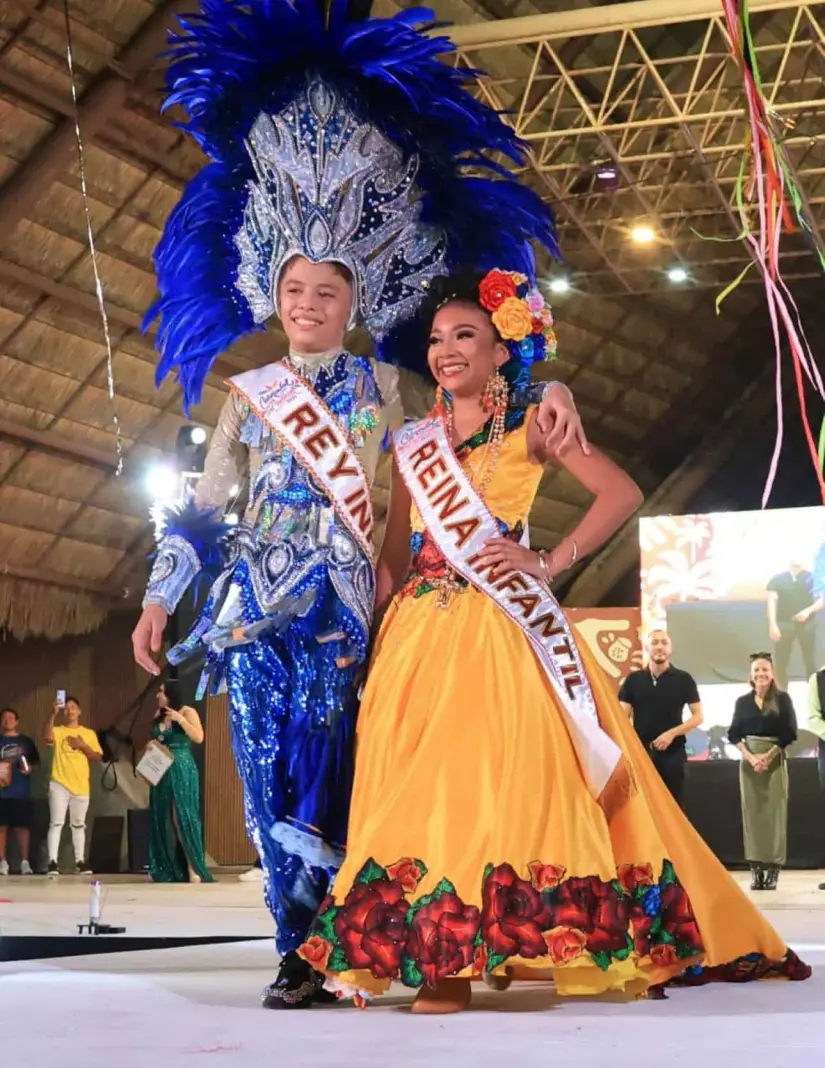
left=44, top=695, right=102, bottom=876
left=0, top=708, right=40, bottom=876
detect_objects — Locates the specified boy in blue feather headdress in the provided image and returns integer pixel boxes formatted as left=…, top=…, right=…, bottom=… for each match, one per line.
left=131, top=0, right=586, bottom=1008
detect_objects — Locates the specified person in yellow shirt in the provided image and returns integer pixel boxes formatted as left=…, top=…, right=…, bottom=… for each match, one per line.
left=44, top=697, right=102, bottom=876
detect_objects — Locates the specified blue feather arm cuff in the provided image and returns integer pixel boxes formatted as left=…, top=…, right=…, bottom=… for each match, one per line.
left=143, top=501, right=232, bottom=615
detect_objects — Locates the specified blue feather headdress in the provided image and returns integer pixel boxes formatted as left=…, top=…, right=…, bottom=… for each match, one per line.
left=148, top=0, right=560, bottom=411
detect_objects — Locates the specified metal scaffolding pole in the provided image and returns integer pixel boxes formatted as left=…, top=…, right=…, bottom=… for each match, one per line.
left=446, top=0, right=810, bottom=48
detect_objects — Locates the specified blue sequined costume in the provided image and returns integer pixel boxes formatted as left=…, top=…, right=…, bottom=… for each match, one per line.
left=145, top=352, right=395, bottom=952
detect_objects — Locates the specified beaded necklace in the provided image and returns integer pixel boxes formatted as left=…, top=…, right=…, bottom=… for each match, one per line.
left=431, top=375, right=508, bottom=607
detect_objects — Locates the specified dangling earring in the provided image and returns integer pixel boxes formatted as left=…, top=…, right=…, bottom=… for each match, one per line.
left=481, top=370, right=508, bottom=416
left=435, top=384, right=451, bottom=426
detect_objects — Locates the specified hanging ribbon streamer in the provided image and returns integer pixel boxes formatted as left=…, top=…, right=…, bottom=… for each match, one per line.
left=63, top=0, right=122, bottom=474
left=720, top=0, right=825, bottom=506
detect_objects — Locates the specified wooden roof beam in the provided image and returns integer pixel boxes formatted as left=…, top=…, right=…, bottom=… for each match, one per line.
left=0, top=258, right=282, bottom=382
left=0, top=0, right=192, bottom=242
left=0, top=68, right=190, bottom=188
left=446, top=0, right=803, bottom=47
left=0, top=416, right=121, bottom=472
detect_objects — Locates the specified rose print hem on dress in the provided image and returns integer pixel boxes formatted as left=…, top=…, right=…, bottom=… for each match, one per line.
left=300, top=856, right=810, bottom=999
left=300, top=856, right=705, bottom=992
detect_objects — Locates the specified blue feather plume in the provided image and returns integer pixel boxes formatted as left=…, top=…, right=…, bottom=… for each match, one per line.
left=147, top=0, right=561, bottom=409
left=154, top=499, right=233, bottom=579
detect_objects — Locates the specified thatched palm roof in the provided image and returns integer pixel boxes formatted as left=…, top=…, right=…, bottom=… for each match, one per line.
left=0, top=0, right=823, bottom=638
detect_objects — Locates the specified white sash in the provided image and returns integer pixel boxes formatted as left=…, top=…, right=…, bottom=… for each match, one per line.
left=229, top=363, right=374, bottom=561
left=394, top=416, right=622, bottom=802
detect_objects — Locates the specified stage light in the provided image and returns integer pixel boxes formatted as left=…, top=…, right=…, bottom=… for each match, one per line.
left=630, top=224, right=656, bottom=245
left=180, top=425, right=207, bottom=445
left=145, top=463, right=179, bottom=503
left=548, top=277, right=571, bottom=295
left=176, top=425, right=207, bottom=475
left=229, top=484, right=240, bottom=497
left=667, top=266, right=689, bottom=283
left=595, top=165, right=617, bottom=181
left=225, top=513, right=239, bottom=526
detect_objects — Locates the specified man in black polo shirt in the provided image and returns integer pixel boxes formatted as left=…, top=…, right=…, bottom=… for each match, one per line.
left=766, top=556, right=822, bottom=690
left=618, top=630, right=703, bottom=809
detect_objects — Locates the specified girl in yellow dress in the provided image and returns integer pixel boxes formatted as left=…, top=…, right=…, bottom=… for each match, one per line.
left=300, top=270, right=810, bottom=1012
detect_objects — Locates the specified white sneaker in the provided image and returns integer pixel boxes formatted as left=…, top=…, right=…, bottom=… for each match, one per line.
left=0, top=859, right=8, bottom=876
left=20, top=860, right=33, bottom=876
left=238, top=866, right=263, bottom=883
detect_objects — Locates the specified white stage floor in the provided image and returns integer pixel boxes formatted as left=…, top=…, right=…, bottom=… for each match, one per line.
left=2, top=871, right=825, bottom=1068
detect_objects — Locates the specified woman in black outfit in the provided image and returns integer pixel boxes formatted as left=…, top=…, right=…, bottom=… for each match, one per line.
left=728, top=653, right=798, bottom=891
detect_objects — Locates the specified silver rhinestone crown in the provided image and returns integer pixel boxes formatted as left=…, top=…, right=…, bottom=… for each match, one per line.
left=234, top=76, right=448, bottom=338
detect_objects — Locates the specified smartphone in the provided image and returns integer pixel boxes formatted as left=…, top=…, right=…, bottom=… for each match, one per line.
left=56, top=689, right=66, bottom=708
left=19, top=755, right=29, bottom=773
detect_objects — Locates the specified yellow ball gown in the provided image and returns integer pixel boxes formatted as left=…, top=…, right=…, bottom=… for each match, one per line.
left=300, top=412, right=809, bottom=998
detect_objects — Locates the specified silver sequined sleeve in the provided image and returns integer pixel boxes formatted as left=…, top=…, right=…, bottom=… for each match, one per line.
left=194, top=391, right=249, bottom=510
left=396, top=367, right=432, bottom=422
left=143, top=393, right=249, bottom=615
left=375, top=362, right=406, bottom=430
left=143, top=535, right=202, bottom=615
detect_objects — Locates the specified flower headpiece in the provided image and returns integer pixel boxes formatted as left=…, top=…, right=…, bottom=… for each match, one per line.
left=479, top=270, right=558, bottom=376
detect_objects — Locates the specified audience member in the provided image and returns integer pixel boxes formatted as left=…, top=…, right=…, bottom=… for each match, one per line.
left=44, top=697, right=102, bottom=876
left=618, top=629, right=703, bottom=809
left=0, top=708, right=40, bottom=875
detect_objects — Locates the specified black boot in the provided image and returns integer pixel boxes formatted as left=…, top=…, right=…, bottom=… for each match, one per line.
left=749, top=864, right=765, bottom=891
left=764, top=866, right=780, bottom=891
left=261, top=950, right=325, bottom=1009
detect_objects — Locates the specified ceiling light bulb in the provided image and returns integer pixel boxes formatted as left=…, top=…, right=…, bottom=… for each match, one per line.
left=189, top=426, right=207, bottom=445
left=548, top=277, right=570, bottom=295
left=667, top=266, right=689, bottom=283
left=630, top=224, right=656, bottom=245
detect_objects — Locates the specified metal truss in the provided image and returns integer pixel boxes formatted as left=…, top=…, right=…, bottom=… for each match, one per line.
left=450, top=0, right=825, bottom=296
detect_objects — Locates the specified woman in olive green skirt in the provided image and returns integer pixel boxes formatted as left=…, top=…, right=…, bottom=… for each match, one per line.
left=728, top=653, right=798, bottom=891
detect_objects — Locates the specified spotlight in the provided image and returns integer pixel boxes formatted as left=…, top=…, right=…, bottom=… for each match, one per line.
left=229, top=484, right=240, bottom=497
left=176, top=425, right=207, bottom=474
left=667, top=266, right=689, bottom=283
left=630, top=224, right=656, bottom=245
left=145, top=464, right=179, bottom=503
left=595, top=165, right=617, bottom=181
left=225, top=513, right=239, bottom=527
left=548, top=277, right=571, bottom=295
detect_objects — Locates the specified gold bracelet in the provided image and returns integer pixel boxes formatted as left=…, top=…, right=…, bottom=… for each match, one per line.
left=537, top=549, right=553, bottom=590
left=548, top=536, right=578, bottom=578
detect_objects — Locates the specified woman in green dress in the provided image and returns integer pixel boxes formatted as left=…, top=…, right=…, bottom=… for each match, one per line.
left=148, top=681, right=214, bottom=884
